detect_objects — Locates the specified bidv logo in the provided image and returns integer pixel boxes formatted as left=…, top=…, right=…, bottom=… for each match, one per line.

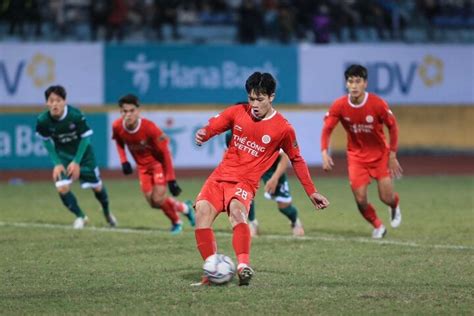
left=1, top=53, right=55, bottom=95
left=124, top=53, right=278, bottom=95
left=345, top=55, right=443, bottom=95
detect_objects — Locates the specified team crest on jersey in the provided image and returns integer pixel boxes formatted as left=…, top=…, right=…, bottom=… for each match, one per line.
left=261, top=135, right=271, bottom=144
left=365, top=115, right=374, bottom=123
left=344, top=117, right=351, bottom=121
left=69, top=123, right=76, bottom=130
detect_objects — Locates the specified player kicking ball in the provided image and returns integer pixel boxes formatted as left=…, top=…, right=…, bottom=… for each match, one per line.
left=321, top=64, right=403, bottom=239
left=112, top=94, right=194, bottom=234
left=192, top=72, right=329, bottom=286
left=36, top=85, right=117, bottom=229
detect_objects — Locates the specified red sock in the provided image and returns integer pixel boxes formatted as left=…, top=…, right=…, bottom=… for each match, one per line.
left=195, top=228, right=217, bottom=260
left=164, top=197, right=186, bottom=213
left=232, top=223, right=251, bottom=266
left=360, top=204, right=382, bottom=228
left=389, top=193, right=400, bottom=209
left=160, top=198, right=180, bottom=224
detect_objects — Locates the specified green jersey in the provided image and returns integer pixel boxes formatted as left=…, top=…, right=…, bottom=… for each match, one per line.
left=36, top=105, right=96, bottom=166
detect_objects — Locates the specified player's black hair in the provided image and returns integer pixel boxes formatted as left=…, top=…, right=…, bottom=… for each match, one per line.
left=344, top=64, right=368, bottom=80
left=44, top=85, right=67, bottom=101
left=118, top=94, right=140, bottom=107
left=245, top=72, right=276, bottom=96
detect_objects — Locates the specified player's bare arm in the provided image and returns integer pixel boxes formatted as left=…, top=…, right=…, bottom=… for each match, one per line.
left=389, top=151, right=403, bottom=179
left=67, top=162, right=81, bottom=180
left=309, top=192, right=330, bottom=210
left=321, top=149, right=334, bottom=171
left=52, top=164, right=66, bottom=181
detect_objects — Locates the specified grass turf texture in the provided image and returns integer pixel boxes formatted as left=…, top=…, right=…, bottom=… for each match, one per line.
left=0, top=176, right=472, bottom=315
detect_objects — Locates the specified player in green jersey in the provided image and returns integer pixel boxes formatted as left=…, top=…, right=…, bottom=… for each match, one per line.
left=225, top=130, right=304, bottom=237
left=36, top=85, right=117, bottom=229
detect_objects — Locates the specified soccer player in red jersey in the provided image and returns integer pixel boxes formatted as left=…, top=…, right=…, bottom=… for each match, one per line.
left=321, top=64, right=403, bottom=239
left=112, top=94, right=195, bottom=234
left=192, top=72, right=329, bottom=286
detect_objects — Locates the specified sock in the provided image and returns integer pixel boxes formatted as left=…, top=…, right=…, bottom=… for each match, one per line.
left=195, top=228, right=217, bottom=260
left=160, top=198, right=181, bottom=224
left=232, top=223, right=251, bottom=266
left=164, top=197, right=187, bottom=214
left=248, top=201, right=256, bottom=222
left=279, top=205, right=298, bottom=225
left=59, top=192, right=85, bottom=218
left=94, top=187, right=110, bottom=216
left=360, top=203, right=382, bottom=228
left=389, top=193, right=400, bottom=209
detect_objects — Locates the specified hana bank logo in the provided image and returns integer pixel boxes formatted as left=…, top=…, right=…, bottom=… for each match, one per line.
left=1, top=53, right=55, bottom=95
left=124, top=53, right=156, bottom=94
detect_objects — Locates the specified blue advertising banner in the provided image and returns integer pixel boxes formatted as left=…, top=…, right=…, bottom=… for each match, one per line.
left=105, top=45, right=298, bottom=104
left=0, top=113, right=108, bottom=169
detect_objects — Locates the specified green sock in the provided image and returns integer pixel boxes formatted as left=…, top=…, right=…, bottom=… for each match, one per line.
left=59, top=192, right=85, bottom=218
left=248, top=201, right=256, bottom=221
left=94, top=187, right=110, bottom=216
left=279, top=205, right=298, bottom=225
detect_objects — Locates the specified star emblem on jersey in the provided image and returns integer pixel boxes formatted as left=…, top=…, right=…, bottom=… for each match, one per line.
left=366, top=115, right=374, bottom=123
left=261, top=135, right=271, bottom=144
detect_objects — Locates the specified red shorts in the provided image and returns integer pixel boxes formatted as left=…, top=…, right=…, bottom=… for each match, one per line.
left=137, top=164, right=166, bottom=194
left=348, top=154, right=390, bottom=189
left=196, top=178, right=255, bottom=213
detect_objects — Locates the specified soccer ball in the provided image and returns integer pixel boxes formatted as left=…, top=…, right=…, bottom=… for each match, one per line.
left=203, top=254, right=236, bottom=285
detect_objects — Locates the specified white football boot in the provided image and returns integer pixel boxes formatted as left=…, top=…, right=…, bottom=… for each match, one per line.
left=389, top=204, right=402, bottom=228
left=372, top=225, right=387, bottom=239
left=292, top=218, right=305, bottom=237
left=237, top=263, right=254, bottom=286
left=73, top=216, right=88, bottom=229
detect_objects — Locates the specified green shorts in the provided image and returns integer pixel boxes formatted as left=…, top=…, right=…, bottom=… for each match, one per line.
left=262, top=178, right=292, bottom=203
left=55, top=161, right=102, bottom=189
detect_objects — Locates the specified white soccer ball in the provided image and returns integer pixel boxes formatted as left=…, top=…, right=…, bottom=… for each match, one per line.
left=203, top=254, right=236, bottom=285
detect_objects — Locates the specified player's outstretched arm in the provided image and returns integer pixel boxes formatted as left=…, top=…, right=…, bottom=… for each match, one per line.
left=309, top=192, right=330, bottom=210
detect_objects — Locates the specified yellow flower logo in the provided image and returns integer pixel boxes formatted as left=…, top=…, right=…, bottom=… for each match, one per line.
left=418, top=55, right=443, bottom=87
left=26, top=53, right=55, bottom=87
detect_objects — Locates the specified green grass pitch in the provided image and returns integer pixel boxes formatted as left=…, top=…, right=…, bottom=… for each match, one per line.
left=0, top=175, right=473, bottom=315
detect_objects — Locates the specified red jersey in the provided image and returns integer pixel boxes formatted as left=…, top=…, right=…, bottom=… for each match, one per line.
left=112, top=118, right=176, bottom=181
left=201, top=103, right=317, bottom=196
left=321, top=92, right=398, bottom=164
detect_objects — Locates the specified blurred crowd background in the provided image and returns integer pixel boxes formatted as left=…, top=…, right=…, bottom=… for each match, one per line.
left=1, top=0, right=473, bottom=44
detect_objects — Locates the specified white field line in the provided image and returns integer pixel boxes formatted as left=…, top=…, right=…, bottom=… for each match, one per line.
left=0, top=221, right=472, bottom=251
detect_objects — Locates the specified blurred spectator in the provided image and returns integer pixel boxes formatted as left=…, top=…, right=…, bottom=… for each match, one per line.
left=312, top=4, right=331, bottom=44
left=237, top=0, right=261, bottom=44
left=277, top=1, right=295, bottom=44
left=153, top=0, right=180, bottom=41
left=106, top=0, right=128, bottom=42
left=90, top=0, right=110, bottom=41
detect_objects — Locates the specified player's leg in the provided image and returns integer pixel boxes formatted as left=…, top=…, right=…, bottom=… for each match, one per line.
left=377, top=176, right=401, bottom=228
left=349, top=163, right=386, bottom=238
left=248, top=200, right=259, bottom=237
left=80, top=166, right=117, bottom=227
left=56, top=179, right=88, bottom=229
left=226, top=183, right=255, bottom=286
left=352, top=185, right=386, bottom=239
left=191, top=198, right=220, bottom=286
left=147, top=184, right=184, bottom=234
